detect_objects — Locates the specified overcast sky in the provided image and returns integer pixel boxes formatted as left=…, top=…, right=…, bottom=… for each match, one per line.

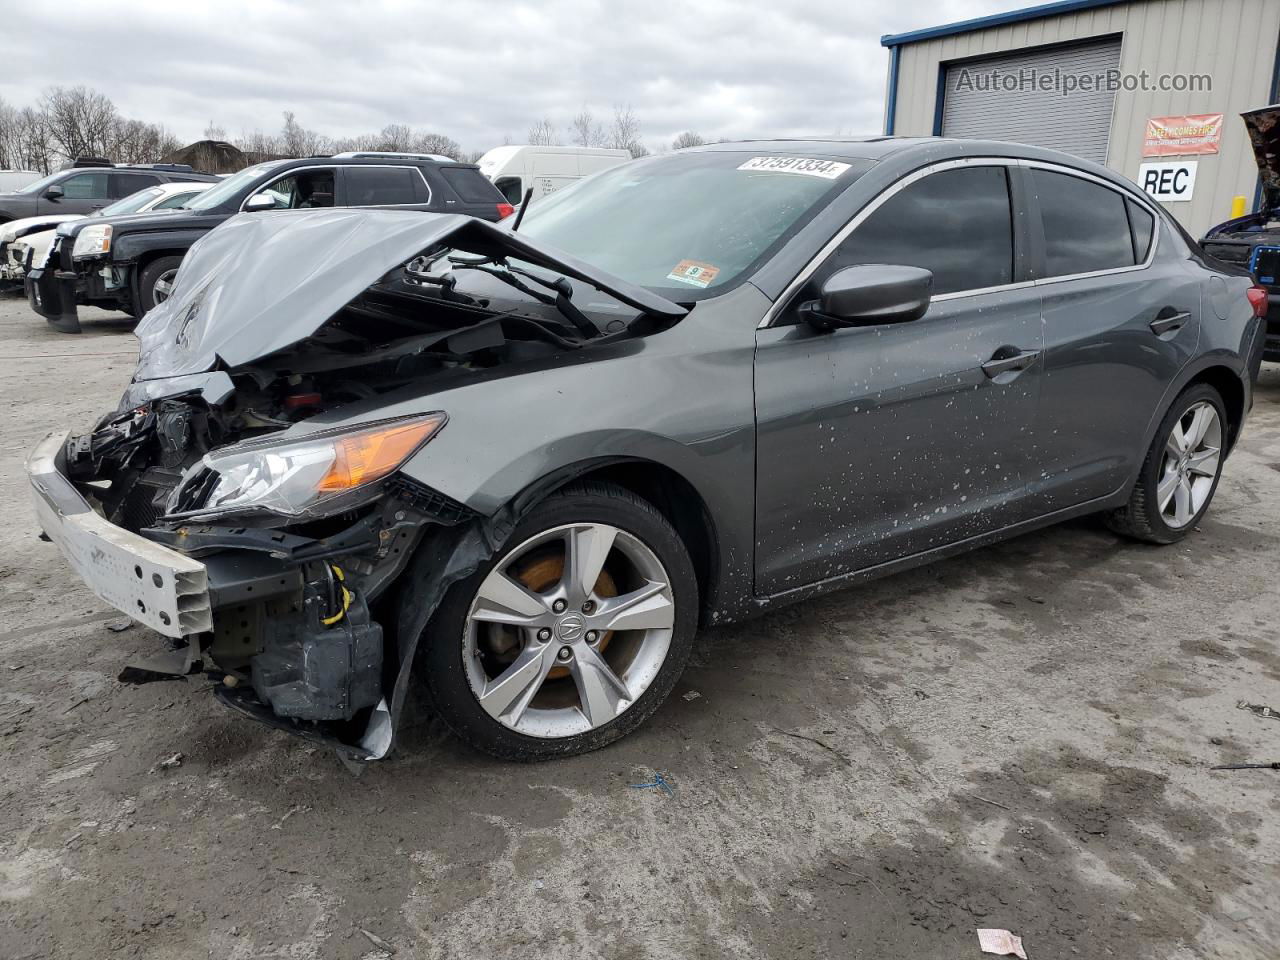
left=3, top=0, right=1029, bottom=154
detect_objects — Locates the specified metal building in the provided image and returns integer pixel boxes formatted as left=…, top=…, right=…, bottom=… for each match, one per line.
left=881, top=0, right=1280, bottom=236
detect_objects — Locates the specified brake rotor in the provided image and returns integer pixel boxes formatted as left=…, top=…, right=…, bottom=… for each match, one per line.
left=480, top=549, right=619, bottom=680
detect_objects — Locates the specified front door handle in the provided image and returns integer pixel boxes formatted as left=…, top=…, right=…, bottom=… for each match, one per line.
left=1149, top=309, right=1190, bottom=336
left=981, top=348, right=1040, bottom=378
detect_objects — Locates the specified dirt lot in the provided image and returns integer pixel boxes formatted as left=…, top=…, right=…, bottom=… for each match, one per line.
left=1, top=294, right=1278, bottom=960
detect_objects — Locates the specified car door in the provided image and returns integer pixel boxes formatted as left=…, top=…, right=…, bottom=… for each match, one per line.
left=38, top=171, right=111, bottom=215
left=1023, top=164, right=1202, bottom=512
left=753, top=161, right=1043, bottom=595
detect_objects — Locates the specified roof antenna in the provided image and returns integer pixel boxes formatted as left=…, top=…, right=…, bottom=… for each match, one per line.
left=511, top=186, right=534, bottom=231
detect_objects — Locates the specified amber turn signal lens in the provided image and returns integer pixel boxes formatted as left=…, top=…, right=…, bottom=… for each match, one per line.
left=317, top=414, right=446, bottom=492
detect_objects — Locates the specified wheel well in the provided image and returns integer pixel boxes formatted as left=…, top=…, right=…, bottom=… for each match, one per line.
left=1187, top=365, right=1245, bottom=449
left=136, top=249, right=185, bottom=274
left=553, top=461, right=717, bottom=610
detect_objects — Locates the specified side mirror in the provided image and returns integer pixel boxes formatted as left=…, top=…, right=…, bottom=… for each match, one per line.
left=801, top=264, right=933, bottom=330
left=44, top=184, right=65, bottom=200
left=244, top=192, right=276, bottom=212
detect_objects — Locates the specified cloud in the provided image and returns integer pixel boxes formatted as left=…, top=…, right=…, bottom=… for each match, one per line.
left=2, top=0, right=1025, bottom=154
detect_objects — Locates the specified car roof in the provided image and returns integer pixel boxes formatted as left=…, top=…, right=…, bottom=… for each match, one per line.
left=696, top=137, right=941, bottom=161
left=281, top=155, right=481, bottom=170
left=698, top=136, right=1144, bottom=194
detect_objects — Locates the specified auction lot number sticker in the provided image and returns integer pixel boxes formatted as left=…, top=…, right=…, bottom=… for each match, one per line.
left=737, top=156, right=851, bottom=179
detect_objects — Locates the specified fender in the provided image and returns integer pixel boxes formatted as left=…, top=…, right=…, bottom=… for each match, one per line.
left=111, top=228, right=209, bottom=264
left=1126, top=346, right=1252, bottom=495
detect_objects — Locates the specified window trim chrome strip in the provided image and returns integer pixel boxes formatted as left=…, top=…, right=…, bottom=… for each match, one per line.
left=1017, top=158, right=1160, bottom=287
left=757, top=155, right=1161, bottom=328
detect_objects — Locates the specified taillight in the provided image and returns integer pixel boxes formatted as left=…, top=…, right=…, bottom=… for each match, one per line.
left=496, top=202, right=515, bottom=219
left=1247, top=285, right=1268, bottom=318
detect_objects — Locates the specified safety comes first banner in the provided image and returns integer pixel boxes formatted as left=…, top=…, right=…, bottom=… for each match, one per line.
left=1142, top=114, right=1223, bottom=156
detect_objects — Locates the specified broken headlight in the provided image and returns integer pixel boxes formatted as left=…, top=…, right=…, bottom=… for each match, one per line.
left=174, top=413, right=446, bottom=519
left=72, top=224, right=112, bottom=259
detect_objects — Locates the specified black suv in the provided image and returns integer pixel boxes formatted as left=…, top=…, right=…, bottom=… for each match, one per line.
left=29, top=153, right=514, bottom=332
left=0, top=160, right=216, bottom=222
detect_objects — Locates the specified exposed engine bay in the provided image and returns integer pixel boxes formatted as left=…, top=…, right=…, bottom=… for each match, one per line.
left=49, top=208, right=688, bottom=761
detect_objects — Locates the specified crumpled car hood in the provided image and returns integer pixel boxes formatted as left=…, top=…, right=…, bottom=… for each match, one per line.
left=133, top=208, right=686, bottom=382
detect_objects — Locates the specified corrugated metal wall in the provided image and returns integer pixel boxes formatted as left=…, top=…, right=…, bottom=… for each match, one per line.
left=940, top=37, right=1123, bottom=163
left=887, top=0, right=1280, bottom=236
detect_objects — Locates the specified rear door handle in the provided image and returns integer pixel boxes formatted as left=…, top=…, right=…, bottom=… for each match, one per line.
left=981, top=348, right=1040, bottom=378
left=1149, top=309, right=1190, bottom=336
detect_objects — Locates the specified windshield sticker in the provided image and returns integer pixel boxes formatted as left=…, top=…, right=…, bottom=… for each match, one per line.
left=737, top=156, right=851, bottom=179
left=667, top=260, right=720, bottom=288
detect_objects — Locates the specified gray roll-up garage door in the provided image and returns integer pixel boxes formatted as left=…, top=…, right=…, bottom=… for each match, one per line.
left=941, top=36, right=1122, bottom=163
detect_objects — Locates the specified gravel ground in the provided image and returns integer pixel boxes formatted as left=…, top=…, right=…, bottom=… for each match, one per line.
left=1, top=294, right=1278, bottom=960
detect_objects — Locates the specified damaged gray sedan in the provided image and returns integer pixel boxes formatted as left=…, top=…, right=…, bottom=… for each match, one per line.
left=28, top=139, right=1266, bottom=762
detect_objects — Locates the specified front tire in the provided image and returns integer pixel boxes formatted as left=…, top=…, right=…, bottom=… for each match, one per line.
left=136, top=255, right=183, bottom=316
left=1106, top=383, right=1227, bottom=544
left=417, top=481, right=699, bottom=760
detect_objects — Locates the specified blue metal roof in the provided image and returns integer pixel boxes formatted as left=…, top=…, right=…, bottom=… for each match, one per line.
left=881, top=0, right=1129, bottom=47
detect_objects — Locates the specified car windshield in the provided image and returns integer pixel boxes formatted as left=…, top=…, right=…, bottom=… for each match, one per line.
left=15, top=171, right=69, bottom=194
left=513, top=150, right=869, bottom=297
left=183, top=161, right=287, bottom=211
left=98, top=187, right=165, bottom=217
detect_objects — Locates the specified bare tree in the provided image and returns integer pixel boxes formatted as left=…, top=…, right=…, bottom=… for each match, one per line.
left=1, top=85, right=482, bottom=173
left=527, top=118, right=560, bottom=146
left=570, top=107, right=605, bottom=148
left=375, top=123, right=414, bottom=151
left=236, top=128, right=284, bottom=158
left=280, top=111, right=329, bottom=157
left=15, top=107, right=54, bottom=172
left=0, top=99, right=21, bottom=169
left=607, top=104, right=648, bottom=157
left=671, top=131, right=705, bottom=150
left=112, top=119, right=181, bottom=164
left=413, top=131, right=461, bottom=158
left=41, top=86, right=119, bottom=161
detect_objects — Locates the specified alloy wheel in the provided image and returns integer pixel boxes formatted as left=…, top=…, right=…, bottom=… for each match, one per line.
left=1157, top=400, right=1221, bottom=529
left=462, top=522, right=676, bottom=739
left=152, top=268, right=179, bottom=304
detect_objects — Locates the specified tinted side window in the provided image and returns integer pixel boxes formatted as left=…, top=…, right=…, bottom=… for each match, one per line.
left=441, top=167, right=504, bottom=204
left=60, top=173, right=110, bottom=199
left=495, top=176, right=524, bottom=205
left=830, top=166, right=1014, bottom=296
left=1125, top=198, right=1154, bottom=263
left=345, top=166, right=419, bottom=206
left=1033, top=169, right=1134, bottom=277
left=112, top=173, right=161, bottom=197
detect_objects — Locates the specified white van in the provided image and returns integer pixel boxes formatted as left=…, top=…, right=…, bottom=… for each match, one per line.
left=0, top=170, right=42, bottom=193
left=477, top=146, right=630, bottom=205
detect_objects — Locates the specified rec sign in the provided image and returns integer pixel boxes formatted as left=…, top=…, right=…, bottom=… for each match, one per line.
left=1138, top=160, right=1198, bottom=202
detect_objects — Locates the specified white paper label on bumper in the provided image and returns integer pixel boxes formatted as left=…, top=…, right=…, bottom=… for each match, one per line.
left=737, top=156, right=851, bottom=179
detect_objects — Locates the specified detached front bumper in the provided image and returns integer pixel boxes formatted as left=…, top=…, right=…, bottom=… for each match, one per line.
left=26, top=430, right=212, bottom=637
left=27, top=259, right=82, bottom=333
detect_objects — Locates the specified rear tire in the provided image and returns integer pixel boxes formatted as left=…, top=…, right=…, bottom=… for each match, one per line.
left=1106, top=383, right=1227, bottom=544
left=416, top=481, right=698, bottom=761
left=136, top=255, right=183, bottom=316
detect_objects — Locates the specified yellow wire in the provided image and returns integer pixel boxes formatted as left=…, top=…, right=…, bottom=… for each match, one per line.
left=320, top=564, right=353, bottom=626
